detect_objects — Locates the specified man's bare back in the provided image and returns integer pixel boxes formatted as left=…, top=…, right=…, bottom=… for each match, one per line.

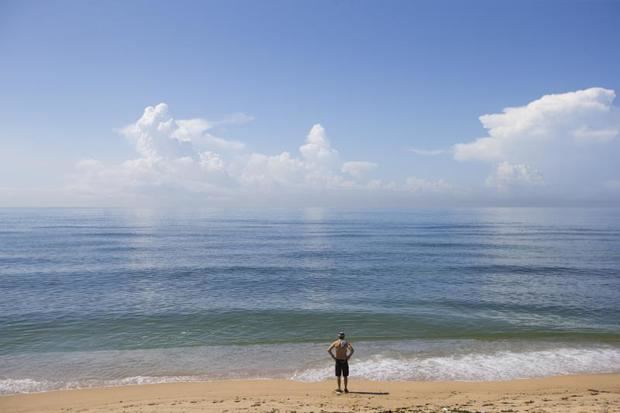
left=329, top=339, right=352, bottom=360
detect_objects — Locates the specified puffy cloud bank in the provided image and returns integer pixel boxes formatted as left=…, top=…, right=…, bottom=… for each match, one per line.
left=73, top=103, right=448, bottom=205
left=71, top=87, right=620, bottom=206
left=453, top=87, right=620, bottom=193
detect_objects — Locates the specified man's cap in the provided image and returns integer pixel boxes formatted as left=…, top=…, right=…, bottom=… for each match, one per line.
left=338, top=331, right=345, bottom=338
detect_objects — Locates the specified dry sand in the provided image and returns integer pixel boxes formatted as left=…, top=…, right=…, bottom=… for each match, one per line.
left=1, top=374, right=618, bottom=413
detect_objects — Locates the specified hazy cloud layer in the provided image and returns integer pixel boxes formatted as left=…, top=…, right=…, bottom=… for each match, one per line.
left=342, top=161, right=378, bottom=178
left=485, top=162, right=544, bottom=192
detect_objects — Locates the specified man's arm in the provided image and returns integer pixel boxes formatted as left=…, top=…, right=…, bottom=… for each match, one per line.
left=327, top=342, right=336, bottom=360
left=347, top=344, right=354, bottom=360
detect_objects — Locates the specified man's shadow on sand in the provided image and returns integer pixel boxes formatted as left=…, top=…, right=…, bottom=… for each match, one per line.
left=346, top=391, right=389, bottom=395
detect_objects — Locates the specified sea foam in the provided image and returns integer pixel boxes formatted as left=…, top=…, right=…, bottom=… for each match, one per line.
left=0, top=375, right=205, bottom=395
left=291, top=346, right=620, bottom=382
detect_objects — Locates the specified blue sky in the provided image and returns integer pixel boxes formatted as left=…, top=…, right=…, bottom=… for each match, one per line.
left=1, top=0, right=619, bottom=207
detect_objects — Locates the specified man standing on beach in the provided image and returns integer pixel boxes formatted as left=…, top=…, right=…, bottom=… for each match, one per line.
left=327, top=332, right=354, bottom=393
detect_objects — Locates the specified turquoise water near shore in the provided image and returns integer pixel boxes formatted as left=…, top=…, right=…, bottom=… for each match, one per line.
left=1, top=208, right=619, bottom=393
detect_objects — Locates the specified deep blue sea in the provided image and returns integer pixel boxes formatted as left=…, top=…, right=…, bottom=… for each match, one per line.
left=1, top=208, right=619, bottom=394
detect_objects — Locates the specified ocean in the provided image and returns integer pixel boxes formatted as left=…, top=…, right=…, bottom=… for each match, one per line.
left=1, top=207, right=619, bottom=394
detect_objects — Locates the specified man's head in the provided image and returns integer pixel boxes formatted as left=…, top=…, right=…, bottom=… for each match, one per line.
left=338, top=331, right=345, bottom=339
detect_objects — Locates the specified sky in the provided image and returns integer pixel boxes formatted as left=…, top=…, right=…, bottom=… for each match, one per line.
left=1, top=0, right=619, bottom=207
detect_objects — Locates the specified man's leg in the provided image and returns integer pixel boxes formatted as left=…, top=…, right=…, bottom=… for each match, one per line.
left=335, top=361, right=343, bottom=392
left=336, top=376, right=341, bottom=391
left=342, top=361, right=349, bottom=392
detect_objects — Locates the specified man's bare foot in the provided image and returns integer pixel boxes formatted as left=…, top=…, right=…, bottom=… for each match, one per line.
left=335, top=389, right=342, bottom=393
left=344, top=389, right=349, bottom=393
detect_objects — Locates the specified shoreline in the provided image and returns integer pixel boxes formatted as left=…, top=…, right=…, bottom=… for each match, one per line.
left=2, top=373, right=618, bottom=412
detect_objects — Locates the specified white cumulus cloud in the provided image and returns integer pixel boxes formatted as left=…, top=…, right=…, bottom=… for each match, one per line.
left=120, top=103, right=245, bottom=160
left=72, top=104, right=423, bottom=204
left=453, top=87, right=620, bottom=193
left=454, top=87, right=618, bottom=162
left=299, top=124, right=339, bottom=167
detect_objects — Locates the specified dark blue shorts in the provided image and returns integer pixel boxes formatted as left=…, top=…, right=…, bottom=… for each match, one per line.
left=335, top=359, right=349, bottom=377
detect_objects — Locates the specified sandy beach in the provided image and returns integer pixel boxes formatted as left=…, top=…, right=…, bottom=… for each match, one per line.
left=1, top=374, right=618, bottom=413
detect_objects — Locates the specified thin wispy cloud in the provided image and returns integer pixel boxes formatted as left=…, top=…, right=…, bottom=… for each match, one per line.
left=407, top=147, right=445, bottom=156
